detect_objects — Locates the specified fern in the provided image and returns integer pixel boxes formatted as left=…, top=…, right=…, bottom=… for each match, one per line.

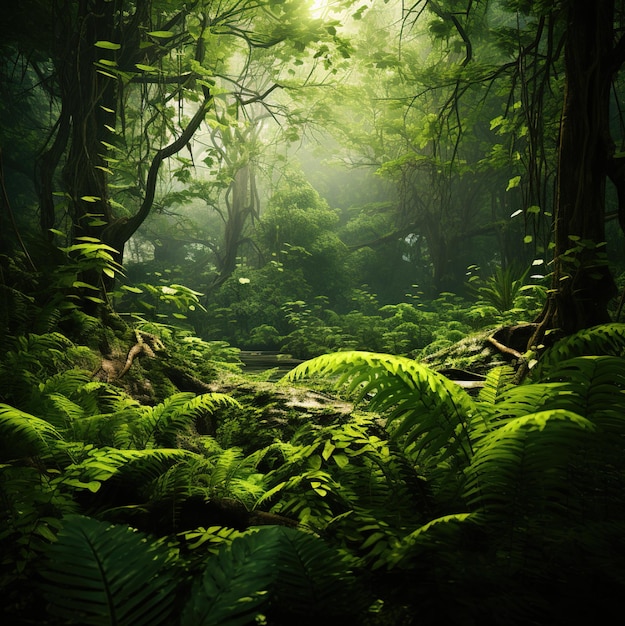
left=41, top=515, right=179, bottom=625
left=270, top=526, right=364, bottom=620
left=532, top=322, right=625, bottom=378
left=130, top=392, right=240, bottom=449
left=493, top=356, right=625, bottom=432
left=58, top=446, right=193, bottom=495
left=286, top=351, right=487, bottom=469
left=260, top=417, right=427, bottom=568
left=387, top=512, right=475, bottom=568
left=539, top=356, right=625, bottom=429
left=0, top=465, right=73, bottom=590
left=145, top=446, right=266, bottom=517
left=0, top=403, right=65, bottom=460
left=463, top=409, right=595, bottom=519
left=488, top=382, right=571, bottom=420
left=0, top=332, right=78, bottom=406
left=477, top=365, right=516, bottom=404
left=181, top=526, right=364, bottom=625
left=181, top=527, right=280, bottom=626
left=38, top=368, right=93, bottom=398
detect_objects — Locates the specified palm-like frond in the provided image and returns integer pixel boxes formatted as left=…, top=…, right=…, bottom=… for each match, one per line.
left=0, top=332, right=81, bottom=407
left=36, top=372, right=109, bottom=426
left=38, top=368, right=93, bottom=398
left=494, top=356, right=625, bottom=430
left=145, top=444, right=266, bottom=517
left=286, top=351, right=486, bottom=469
left=41, top=515, right=179, bottom=625
left=203, top=446, right=266, bottom=504
left=387, top=512, right=475, bottom=568
left=539, top=356, right=625, bottom=429
left=270, top=526, right=364, bottom=620
left=489, top=382, right=571, bottom=420
left=39, top=392, right=86, bottom=430
left=69, top=446, right=193, bottom=486
left=181, top=527, right=281, bottom=626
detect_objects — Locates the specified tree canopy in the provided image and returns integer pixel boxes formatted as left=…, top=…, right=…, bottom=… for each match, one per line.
left=3, top=3, right=625, bottom=625
left=1, top=0, right=625, bottom=343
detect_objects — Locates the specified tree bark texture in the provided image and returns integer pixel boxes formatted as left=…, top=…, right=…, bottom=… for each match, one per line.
left=533, top=0, right=618, bottom=340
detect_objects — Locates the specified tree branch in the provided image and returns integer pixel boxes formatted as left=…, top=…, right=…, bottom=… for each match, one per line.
left=105, top=94, right=212, bottom=245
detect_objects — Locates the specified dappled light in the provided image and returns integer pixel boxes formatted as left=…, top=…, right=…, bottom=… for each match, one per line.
left=2, top=0, right=625, bottom=624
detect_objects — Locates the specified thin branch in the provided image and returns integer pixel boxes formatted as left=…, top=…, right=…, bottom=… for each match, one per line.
left=106, top=94, right=212, bottom=244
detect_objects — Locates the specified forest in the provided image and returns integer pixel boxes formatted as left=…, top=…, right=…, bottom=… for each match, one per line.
left=1, top=0, right=625, bottom=624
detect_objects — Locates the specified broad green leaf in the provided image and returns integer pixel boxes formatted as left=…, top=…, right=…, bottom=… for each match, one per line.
left=506, top=175, right=521, bottom=191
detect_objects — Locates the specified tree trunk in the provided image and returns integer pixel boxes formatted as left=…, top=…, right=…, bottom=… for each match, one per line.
left=532, top=0, right=618, bottom=343
left=62, top=0, right=116, bottom=242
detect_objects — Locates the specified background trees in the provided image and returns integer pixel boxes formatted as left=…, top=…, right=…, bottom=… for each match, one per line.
left=3, top=3, right=625, bottom=624
left=0, top=0, right=345, bottom=308
left=1, top=0, right=625, bottom=350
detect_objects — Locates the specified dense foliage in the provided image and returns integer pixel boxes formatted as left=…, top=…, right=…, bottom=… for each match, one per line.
left=2, top=0, right=625, bottom=624
left=1, top=321, right=625, bottom=624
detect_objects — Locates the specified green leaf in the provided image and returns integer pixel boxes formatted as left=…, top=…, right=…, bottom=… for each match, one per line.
left=322, top=439, right=335, bottom=461
left=0, top=404, right=64, bottom=459
left=333, top=453, right=349, bottom=469
left=506, top=175, right=521, bottom=191
left=183, top=527, right=363, bottom=625
left=182, top=529, right=280, bottom=626
left=72, top=281, right=99, bottom=290
left=147, top=30, right=175, bottom=38
left=94, top=40, right=121, bottom=50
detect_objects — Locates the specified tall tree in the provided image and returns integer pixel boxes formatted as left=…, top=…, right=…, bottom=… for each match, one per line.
left=0, top=0, right=343, bottom=310
left=535, top=0, right=623, bottom=336
left=400, top=0, right=625, bottom=339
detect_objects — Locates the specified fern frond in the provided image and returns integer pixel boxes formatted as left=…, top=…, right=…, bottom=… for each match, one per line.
left=183, top=392, right=241, bottom=419
left=387, top=512, right=475, bottom=568
left=490, top=382, right=571, bottom=420
left=464, top=409, right=595, bottom=519
left=40, top=392, right=86, bottom=429
left=478, top=365, right=516, bottom=404
left=133, top=392, right=239, bottom=448
left=181, top=526, right=364, bottom=625
left=0, top=403, right=64, bottom=460
left=39, top=369, right=93, bottom=398
left=271, top=526, right=364, bottom=619
left=496, top=356, right=625, bottom=431
left=58, top=446, right=194, bottom=498
left=0, top=332, right=78, bottom=406
left=287, top=351, right=485, bottom=468
left=181, top=527, right=281, bottom=626
left=533, top=323, right=625, bottom=378
left=41, top=515, right=178, bottom=625
left=134, top=392, right=195, bottom=447
left=539, top=356, right=625, bottom=430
